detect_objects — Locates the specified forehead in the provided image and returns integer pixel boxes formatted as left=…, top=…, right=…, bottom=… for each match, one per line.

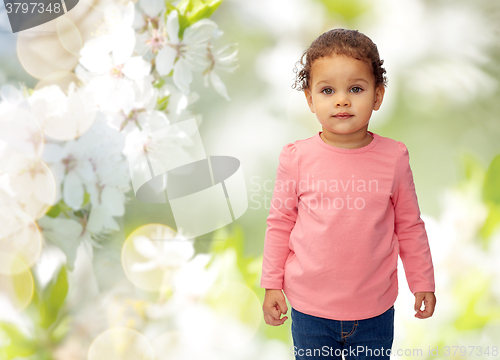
left=310, top=54, right=374, bottom=83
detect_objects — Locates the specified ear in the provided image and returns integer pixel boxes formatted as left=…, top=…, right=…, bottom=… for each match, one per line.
left=304, top=88, right=315, bottom=113
left=373, top=85, right=385, bottom=111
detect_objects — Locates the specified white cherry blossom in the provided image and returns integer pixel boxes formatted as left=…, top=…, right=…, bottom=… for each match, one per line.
left=134, top=7, right=168, bottom=60
left=155, top=10, right=217, bottom=94
left=42, top=114, right=130, bottom=218
left=42, top=140, right=96, bottom=211
left=78, top=2, right=152, bottom=114
left=0, top=149, right=56, bottom=219
left=203, top=42, right=238, bottom=100
left=0, top=102, right=44, bottom=157
left=158, top=83, right=202, bottom=124
left=0, top=83, right=30, bottom=113
left=104, top=74, right=169, bottom=136
left=138, top=0, right=165, bottom=20
left=37, top=215, right=106, bottom=271
left=71, top=117, right=131, bottom=233
left=28, top=82, right=97, bottom=141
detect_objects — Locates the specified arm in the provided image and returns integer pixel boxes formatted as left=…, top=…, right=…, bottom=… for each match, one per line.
left=260, top=143, right=299, bottom=290
left=393, top=142, right=436, bottom=317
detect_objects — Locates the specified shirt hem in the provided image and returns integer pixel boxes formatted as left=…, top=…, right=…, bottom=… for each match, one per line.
left=260, top=281, right=283, bottom=290
left=287, top=292, right=399, bottom=321
left=411, top=287, right=435, bottom=294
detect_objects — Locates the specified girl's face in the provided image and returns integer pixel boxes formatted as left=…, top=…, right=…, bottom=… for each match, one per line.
left=304, top=54, right=384, bottom=139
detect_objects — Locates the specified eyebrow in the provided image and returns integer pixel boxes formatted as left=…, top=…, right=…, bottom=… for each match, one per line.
left=316, top=78, right=369, bottom=85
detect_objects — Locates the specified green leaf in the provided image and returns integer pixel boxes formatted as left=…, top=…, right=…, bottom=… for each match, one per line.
left=45, top=204, right=62, bottom=218
left=312, top=0, right=370, bottom=21
left=460, top=152, right=484, bottom=183
left=39, top=265, right=68, bottom=329
left=177, top=14, right=191, bottom=38
left=479, top=154, right=500, bottom=245
left=74, top=210, right=85, bottom=218
left=45, top=199, right=73, bottom=218
left=25, top=281, right=42, bottom=325
left=186, top=0, right=222, bottom=23
left=47, top=265, right=68, bottom=311
left=209, top=224, right=260, bottom=290
left=153, top=77, right=166, bottom=89
left=156, top=94, right=170, bottom=112
left=175, top=0, right=191, bottom=15
left=82, top=191, right=90, bottom=207
left=37, top=217, right=83, bottom=271
left=483, top=154, right=500, bottom=206
left=172, top=0, right=222, bottom=37
left=0, top=322, right=37, bottom=358
left=479, top=203, right=500, bottom=245
left=453, top=272, right=500, bottom=331
left=50, top=315, right=72, bottom=344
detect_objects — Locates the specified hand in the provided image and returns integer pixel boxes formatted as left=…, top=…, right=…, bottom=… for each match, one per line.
left=263, top=289, right=289, bottom=326
left=414, top=292, right=436, bottom=319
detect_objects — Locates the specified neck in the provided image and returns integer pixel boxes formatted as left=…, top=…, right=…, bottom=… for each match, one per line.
left=320, top=127, right=373, bottom=149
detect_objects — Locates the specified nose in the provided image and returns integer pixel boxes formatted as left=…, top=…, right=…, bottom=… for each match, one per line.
left=335, top=93, right=350, bottom=107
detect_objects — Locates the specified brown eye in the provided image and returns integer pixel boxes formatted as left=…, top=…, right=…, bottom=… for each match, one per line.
left=351, top=87, right=363, bottom=93
left=322, top=88, right=333, bottom=94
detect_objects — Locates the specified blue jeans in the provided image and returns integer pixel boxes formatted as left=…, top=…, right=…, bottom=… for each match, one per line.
left=291, top=305, right=395, bottom=360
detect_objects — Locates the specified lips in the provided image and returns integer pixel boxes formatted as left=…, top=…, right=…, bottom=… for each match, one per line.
left=334, top=113, right=353, bottom=119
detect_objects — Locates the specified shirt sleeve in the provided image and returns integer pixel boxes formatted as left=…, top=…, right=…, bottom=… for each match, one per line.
left=260, top=143, right=299, bottom=290
left=393, top=141, right=435, bottom=294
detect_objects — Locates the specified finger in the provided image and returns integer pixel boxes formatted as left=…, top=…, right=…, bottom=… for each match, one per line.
left=277, top=297, right=288, bottom=315
left=427, top=297, right=436, bottom=315
left=264, top=307, right=284, bottom=322
left=415, top=298, right=423, bottom=312
left=419, top=295, right=435, bottom=317
left=415, top=312, right=430, bottom=319
left=423, top=301, right=435, bottom=317
left=263, top=312, right=279, bottom=325
left=266, top=302, right=281, bottom=319
left=264, top=312, right=288, bottom=326
left=415, top=306, right=433, bottom=319
left=414, top=308, right=428, bottom=319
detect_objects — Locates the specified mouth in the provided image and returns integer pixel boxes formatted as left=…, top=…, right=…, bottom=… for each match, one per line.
left=333, top=113, right=353, bottom=119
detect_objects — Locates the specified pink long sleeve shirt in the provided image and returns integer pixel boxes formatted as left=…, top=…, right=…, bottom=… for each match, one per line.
left=260, top=130, right=435, bottom=321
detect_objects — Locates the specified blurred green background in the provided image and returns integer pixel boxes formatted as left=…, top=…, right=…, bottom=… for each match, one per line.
left=1, top=0, right=500, bottom=358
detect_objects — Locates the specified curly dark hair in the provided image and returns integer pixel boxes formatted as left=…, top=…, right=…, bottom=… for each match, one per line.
left=292, top=28, right=387, bottom=91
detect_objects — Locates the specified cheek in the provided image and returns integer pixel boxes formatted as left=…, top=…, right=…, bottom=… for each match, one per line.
left=316, top=101, right=329, bottom=112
